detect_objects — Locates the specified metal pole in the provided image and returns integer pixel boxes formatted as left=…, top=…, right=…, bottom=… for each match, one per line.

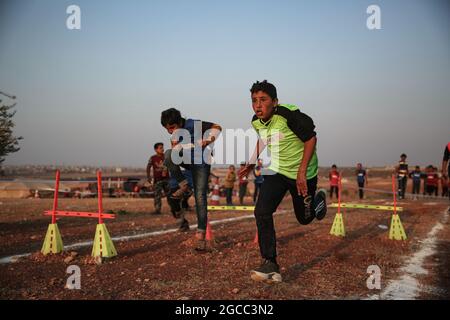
left=392, top=175, right=397, bottom=215
left=52, top=170, right=60, bottom=224
left=97, top=171, right=103, bottom=224
left=338, top=174, right=342, bottom=214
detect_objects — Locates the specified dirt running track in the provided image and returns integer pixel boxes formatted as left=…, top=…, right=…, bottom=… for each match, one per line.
left=0, top=179, right=449, bottom=300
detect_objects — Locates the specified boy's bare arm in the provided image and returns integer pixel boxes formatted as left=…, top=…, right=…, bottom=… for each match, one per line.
left=146, top=162, right=152, bottom=182
left=296, top=136, right=317, bottom=196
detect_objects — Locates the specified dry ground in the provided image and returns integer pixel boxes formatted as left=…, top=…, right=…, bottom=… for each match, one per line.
left=0, top=177, right=448, bottom=299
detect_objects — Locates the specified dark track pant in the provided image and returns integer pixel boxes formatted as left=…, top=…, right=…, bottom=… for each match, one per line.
left=239, top=184, right=247, bottom=205
left=398, top=176, right=407, bottom=199
left=426, top=185, right=438, bottom=196
left=154, top=180, right=169, bottom=212
left=225, top=188, right=233, bottom=205
left=412, top=181, right=420, bottom=195
left=164, top=149, right=210, bottom=232
left=254, top=173, right=318, bottom=262
left=358, top=181, right=365, bottom=199
left=329, top=186, right=338, bottom=199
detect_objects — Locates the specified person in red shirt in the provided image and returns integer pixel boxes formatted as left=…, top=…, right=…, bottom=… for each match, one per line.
left=146, top=142, right=169, bottom=214
left=329, top=164, right=340, bottom=199
left=424, top=165, right=439, bottom=197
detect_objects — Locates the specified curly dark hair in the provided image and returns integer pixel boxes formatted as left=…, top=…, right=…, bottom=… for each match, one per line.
left=161, top=108, right=183, bottom=127
left=250, top=80, right=277, bottom=100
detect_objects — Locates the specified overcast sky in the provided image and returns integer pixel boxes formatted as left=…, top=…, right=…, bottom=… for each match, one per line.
left=1, top=0, right=449, bottom=168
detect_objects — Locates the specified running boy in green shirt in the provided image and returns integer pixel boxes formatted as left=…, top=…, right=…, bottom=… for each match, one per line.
left=239, top=80, right=327, bottom=283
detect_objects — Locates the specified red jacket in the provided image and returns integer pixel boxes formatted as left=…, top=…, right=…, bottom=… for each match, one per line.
left=426, top=173, right=439, bottom=187
left=329, top=171, right=340, bottom=187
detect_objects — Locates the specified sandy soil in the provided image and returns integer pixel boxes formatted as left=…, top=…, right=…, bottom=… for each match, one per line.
left=0, top=177, right=448, bottom=300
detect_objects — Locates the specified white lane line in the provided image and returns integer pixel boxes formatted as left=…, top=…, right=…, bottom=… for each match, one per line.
left=377, top=207, right=449, bottom=300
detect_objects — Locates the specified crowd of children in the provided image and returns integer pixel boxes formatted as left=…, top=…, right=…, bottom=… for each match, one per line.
left=392, top=153, right=449, bottom=199
left=325, top=154, right=449, bottom=201
left=327, top=163, right=368, bottom=200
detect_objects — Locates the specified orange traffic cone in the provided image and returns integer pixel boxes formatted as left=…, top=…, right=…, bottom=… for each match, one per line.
left=206, top=222, right=214, bottom=241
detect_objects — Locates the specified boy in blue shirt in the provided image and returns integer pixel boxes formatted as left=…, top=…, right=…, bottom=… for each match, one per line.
left=355, top=163, right=367, bottom=199
left=410, top=166, right=422, bottom=200
left=161, top=108, right=222, bottom=251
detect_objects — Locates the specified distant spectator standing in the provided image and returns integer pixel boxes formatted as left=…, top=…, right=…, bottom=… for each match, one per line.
left=224, top=165, right=236, bottom=206
left=432, top=166, right=440, bottom=197
left=424, top=165, right=439, bottom=197
left=238, top=162, right=249, bottom=205
left=146, top=142, right=169, bottom=215
left=409, top=166, right=423, bottom=200
left=395, top=154, right=409, bottom=199
left=328, top=164, right=340, bottom=199
left=253, top=159, right=264, bottom=204
left=355, top=163, right=368, bottom=200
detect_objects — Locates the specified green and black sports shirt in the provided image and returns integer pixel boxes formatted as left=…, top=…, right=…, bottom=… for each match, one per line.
left=251, top=104, right=318, bottom=180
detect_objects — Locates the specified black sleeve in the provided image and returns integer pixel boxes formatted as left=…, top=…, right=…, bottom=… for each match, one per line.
left=444, top=145, right=449, bottom=161
left=285, top=110, right=317, bottom=142
left=202, top=121, right=214, bottom=135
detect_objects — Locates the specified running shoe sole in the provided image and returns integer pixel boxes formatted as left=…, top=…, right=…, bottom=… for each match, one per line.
left=250, top=270, right=282, bottom=283
left=315, top=189, right=327, bottom=220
